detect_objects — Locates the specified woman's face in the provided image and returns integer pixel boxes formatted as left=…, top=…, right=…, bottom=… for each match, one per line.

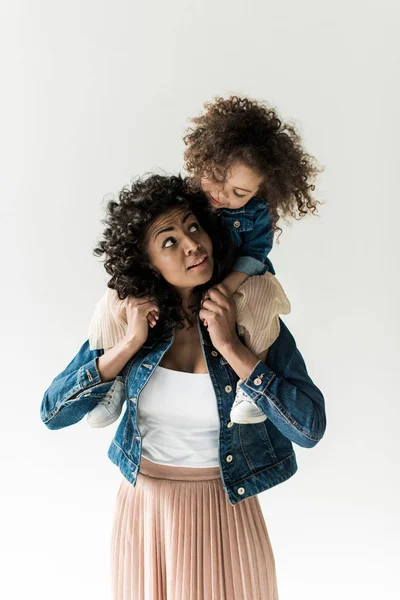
left=145, top=206, right=214, bottom=294
left=201, top=161, right=264, bottom=210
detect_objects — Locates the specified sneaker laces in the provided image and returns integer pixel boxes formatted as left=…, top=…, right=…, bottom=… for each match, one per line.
left=99, top=394, right=112, bottom=406
left=231, top=382, right=253, bottom=409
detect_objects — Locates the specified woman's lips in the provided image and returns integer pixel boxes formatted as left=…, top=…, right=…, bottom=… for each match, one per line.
left=188, top=256, right=208, bottom=270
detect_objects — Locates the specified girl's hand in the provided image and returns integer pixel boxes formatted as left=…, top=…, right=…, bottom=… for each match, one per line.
left=123, top=295, right=160, bottom=346
left=199, top=284, right=239, bottom=352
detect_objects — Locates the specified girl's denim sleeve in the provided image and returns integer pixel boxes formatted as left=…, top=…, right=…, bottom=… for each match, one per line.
left=40, top=340, right=116, bottom=430
left=233, top=202, right=275, bottom=276
left=238, top=319, right=326, bottom=448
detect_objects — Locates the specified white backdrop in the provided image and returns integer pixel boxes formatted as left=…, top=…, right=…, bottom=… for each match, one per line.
left=1, top=1, right=399, bottom=598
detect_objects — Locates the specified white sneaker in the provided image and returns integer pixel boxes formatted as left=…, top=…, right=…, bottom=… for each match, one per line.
left=87, top=378, right=125, bottom=428
left=230, top=379, right=267, bottom=424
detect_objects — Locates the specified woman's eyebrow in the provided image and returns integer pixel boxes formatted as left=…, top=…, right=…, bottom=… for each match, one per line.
left=154, top=211, right=195, bottom=240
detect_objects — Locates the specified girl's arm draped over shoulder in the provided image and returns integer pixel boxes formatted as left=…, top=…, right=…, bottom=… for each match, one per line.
left=231, top=200, right=275, bottom=277
left=40, top=337, right=142, bottom=430
left=221, top=318, right=326, bottom=449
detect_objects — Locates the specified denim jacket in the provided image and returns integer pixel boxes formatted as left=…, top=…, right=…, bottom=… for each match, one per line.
left=40, top=318, right=326, bottom=506
left=218, top=196, right=275, bottom=277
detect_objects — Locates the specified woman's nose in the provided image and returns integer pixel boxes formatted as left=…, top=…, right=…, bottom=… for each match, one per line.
left=183, top=235, right=200, bottom=254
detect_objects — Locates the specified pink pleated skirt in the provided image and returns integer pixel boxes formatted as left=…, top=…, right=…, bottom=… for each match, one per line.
left=110, top=456, right=279, bottom=600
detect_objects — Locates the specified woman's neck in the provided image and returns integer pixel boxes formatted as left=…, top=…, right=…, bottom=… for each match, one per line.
left=179, top=289, right=200, bottom=329
left=179, top=288, right=197, bottom=311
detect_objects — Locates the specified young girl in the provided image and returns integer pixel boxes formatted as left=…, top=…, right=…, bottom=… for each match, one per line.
left=87, top=95, right=323, bottom=428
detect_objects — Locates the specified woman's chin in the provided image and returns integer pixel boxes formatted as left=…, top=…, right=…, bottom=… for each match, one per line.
left=196, top=272, right=213, bottom=286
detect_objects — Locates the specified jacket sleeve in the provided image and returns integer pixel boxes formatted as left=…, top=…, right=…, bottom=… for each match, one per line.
left=40, top=340, right=116, bottom=430
left=232, top=202, right=275, bottom=276
left=238, top=319, right=326, bottom=448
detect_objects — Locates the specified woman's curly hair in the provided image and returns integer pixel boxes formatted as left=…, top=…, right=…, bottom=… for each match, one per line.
left=183, top=95, right=325, bottom=241
left=93, top=173, right=235, bottom=341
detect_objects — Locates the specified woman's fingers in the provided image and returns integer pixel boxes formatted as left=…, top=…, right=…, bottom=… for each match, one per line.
left=201, top=298, right=224, bottom=315
left=199, top=307, right=213, bottom=326
left=201, top=290, right=230, bottom=313
left=207, top=284, right=231, bottom=301
left=201, top=284, right=231, bottom=310
left=147, top=309, right=159, bottom=328
left=125, top=296, right=160, bottom=328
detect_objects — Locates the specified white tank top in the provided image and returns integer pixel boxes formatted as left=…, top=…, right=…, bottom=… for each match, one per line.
left=137, top=365, right=220, bottom=468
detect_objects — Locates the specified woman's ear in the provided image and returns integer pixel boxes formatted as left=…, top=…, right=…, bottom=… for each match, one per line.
left=147, top=259, right=159, bottom=276
left=150, top=267, right=161, bottom=278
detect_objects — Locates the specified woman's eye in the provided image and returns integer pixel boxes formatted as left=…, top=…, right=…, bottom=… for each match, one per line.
left=162, top=223, right=200, bottom=248
left=234, top=191, right=246, bottom=198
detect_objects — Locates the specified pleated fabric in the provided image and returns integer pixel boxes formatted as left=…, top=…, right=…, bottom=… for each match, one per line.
left=89, top=272, right=291, bottom=357
left=111, top=456, right=279, bottom=600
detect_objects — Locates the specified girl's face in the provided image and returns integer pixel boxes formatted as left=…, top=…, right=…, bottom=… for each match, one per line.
left=145, top=206, right=214, bottom=295
left=200, top=161, right=264, bottom=210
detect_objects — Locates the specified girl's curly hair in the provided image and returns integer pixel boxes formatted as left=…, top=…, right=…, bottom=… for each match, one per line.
left=93, top=173, right=236, bottom=341
left=183, top=95, right=325, bottom=241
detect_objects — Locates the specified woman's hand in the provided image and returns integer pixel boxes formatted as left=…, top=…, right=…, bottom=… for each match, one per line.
left=199, top=284, right=239, bottom=353
left=123, top=295, right=160, bottom=346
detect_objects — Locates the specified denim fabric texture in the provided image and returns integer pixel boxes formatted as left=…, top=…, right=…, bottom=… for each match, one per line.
left=218, top=196, right=276, bottom=277
left=40, top=318, right=326, bottom=506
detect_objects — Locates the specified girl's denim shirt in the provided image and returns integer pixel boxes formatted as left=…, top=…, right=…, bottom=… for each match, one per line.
left=218, top=196, right=275, bottom=277
left=40, top=318, right=326, bottom=506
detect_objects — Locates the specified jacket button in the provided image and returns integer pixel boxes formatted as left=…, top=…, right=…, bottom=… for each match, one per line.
left=83, top=392, right=91, bottom=397
left=135, top=436, right=140, bottom=440
left=227, top=421, right=233, bottom=428
left=226, top=455, right=233, bottom=462
left=130, top=397, right=137, bottom=403
left=233, top=220, right=241, bottom=228
left=238, top=487, right=245, bottom=495
left=254, top=377, right=262, bottom=386
left=225, top=385, right=232, bottom=393
left=211, top=350, right=218, bottom=357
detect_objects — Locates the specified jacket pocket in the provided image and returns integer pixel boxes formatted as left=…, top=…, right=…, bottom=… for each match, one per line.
left=238, top=422, right=278, bottom=473
left=222, top=214, right=254, bottom=233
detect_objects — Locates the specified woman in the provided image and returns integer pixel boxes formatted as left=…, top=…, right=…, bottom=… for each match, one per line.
left=40, top=174, right=326, bottom=600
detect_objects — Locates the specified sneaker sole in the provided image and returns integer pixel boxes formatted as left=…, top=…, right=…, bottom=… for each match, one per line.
left=87, top=411, right=121, bottom=428
left=230, top=412, right=267, bottom=424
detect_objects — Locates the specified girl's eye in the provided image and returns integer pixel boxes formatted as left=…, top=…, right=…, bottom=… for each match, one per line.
left=234, top=191, right=246, bottom=198
left=162, top=223, right=200, bottom=248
